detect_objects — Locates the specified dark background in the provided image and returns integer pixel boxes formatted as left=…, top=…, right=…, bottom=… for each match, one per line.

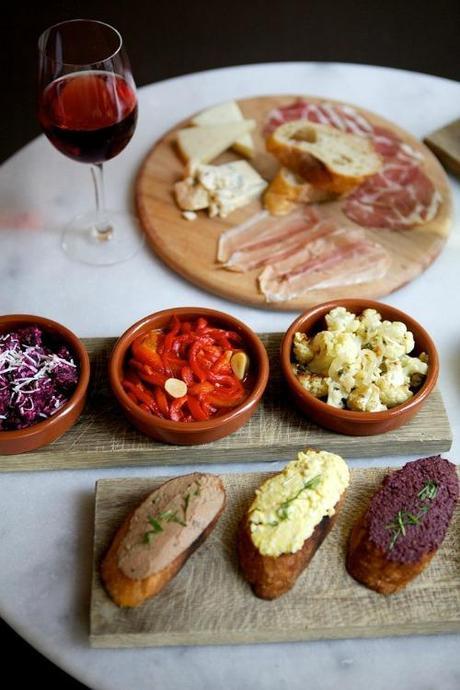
left=2, top=0, right=459, bottom=686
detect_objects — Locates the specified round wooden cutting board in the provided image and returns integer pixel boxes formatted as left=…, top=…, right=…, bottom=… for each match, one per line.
left=135, top=95, right=452, bottom=311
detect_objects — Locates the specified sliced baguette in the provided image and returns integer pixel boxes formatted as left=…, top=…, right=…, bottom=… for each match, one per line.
left=191, top=101, right=255, bottom=158
left=176, top=120, right=256, bottom=171
left=266, top=120, right=382, bottom=195
left=101, top=473, right=226, bottom=607
left=263, top=167, right=336, bottom=215
left=237, top=449, right=349, bottom=600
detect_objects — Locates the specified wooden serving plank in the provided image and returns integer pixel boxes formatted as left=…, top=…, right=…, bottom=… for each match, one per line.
left=135, top=95, right=452, bottom=311
left=90, top=467, right=460, bottom=647
left=0, top=335, right=452, bottom=473
left=424, top=118, right=460, bottom=178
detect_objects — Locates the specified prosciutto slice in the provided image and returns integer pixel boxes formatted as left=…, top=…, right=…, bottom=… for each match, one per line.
left=217, top=209, right=391, bottom=302
left=264, top=99, right=440, bottom=230
left=258, top=227, right=390, bottom=302
left=218, top=207, right=336, bottom=272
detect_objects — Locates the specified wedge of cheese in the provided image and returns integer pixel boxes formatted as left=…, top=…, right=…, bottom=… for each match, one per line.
left=191, top=101, right=255, bottom=158
left=174, top=160, right=267, bottom=219
left=176, top=120, right=256, bottom=172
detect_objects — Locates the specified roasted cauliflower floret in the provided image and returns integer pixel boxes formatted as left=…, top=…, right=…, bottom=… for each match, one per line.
left=376, top=380, right=413, bottom=408
left=325, top=306, right=360, bottom=333
left=347, top=384, right=387, bottom=412
left=296, top=371, right=328, bottom=399
left=293, top=331, right=314, bottom=365
left=307, top=331, right=337, bottom=375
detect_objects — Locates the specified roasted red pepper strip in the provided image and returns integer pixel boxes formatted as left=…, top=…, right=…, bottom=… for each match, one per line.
left=154, top=387, right=169, bottom=417
left=188, top=381, right=214, bottom=397
left=170, top=395, right=188, bottom=421
left=122, top=380, right=156, bottom=409
left=187, top=395, right=209, bottom=421
left=163, top=315, right=181, bottom=352
left=189, top=341, right=209, bottom=382
left=181, top=366, right=195, bottom=386
left=211, top=350, right=233, bottom=374
left=131, top=332, right=164, bottom=370
left=204, top=390, right=246, bottom=408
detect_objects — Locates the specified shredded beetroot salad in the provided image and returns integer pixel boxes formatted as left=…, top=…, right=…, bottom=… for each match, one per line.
left=0, top=326, right=79, bottom=431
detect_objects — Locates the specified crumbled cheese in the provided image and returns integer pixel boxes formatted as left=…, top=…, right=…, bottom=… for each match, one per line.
left=182, top=211, right=197, bottom=221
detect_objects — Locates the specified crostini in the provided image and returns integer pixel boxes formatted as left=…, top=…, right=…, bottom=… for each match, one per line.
left=346, top=456, right=458, bottom=595
left=237, top=449, right=350, bottom=599
left=101, top=473, right=226, bottom=607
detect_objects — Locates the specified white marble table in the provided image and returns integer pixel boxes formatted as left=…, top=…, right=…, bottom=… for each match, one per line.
left=1, top=63, right=459, bottom=690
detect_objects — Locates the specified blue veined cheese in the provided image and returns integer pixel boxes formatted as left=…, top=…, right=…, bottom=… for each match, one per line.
left=248, top=449, right=349, bottom=557
left=174, top=160, right=267, bottom=219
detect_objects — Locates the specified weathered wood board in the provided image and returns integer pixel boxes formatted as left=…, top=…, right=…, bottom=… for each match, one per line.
left=424, top=118, right=460, bottom=178
left=90, top=467, right=460, bottom=647
left=136, top=95, right=452, bottom=311
left=0, top=335, right=452, bottom=472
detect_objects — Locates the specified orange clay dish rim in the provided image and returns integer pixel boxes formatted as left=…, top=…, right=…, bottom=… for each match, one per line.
left=280, top=299, right=439, bottom=424
left=109, top=307, right=270, bottom=432
left=0, top=314, right=91, bottom=439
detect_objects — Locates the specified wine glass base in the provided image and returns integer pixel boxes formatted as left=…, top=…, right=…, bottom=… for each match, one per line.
left=61, top=210, right=144, bottom=265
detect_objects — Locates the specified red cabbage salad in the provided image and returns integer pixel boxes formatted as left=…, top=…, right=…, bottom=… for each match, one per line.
left=0, top=326, right=79, bottom=431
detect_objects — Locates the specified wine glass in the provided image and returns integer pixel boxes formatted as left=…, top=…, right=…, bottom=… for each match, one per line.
left=38, top=19, right=144, bottom=265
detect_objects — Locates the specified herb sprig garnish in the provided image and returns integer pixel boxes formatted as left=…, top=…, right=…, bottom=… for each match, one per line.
left=253, top=475, right=322, bottom=528
left=142, top=480, right=201, bottom=544
left=385, top=480, right=438, bottom=551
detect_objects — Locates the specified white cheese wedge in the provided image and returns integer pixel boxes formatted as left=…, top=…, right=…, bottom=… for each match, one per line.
left=176, top=120, right=256, bottom=171
left=174, top=160, right=267, bottom=219
left=191, top=101, right=255, bottom=158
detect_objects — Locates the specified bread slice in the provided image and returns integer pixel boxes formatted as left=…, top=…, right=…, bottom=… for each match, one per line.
left=176, top=120, right=256, bottom=171
left=237, top=449, right=349, bottom=599
left=266, top=120, right=382, bottom=195
left=346, top=456, right=459, bottom=595
left=191, top=101, right=255, bottom=158
left=238, top=493, right=346, bottom=599
left=263, top=167, right=336, bottom=215
left=101, top=473, right=226, bottom=607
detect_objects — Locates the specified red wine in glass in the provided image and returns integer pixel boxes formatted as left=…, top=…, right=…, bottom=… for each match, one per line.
left=38, top=20, right=144, bottom=265
left=38, top=71, right=138, bottom=164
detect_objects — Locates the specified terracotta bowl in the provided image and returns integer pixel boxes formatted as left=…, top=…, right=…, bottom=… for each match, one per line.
left=109, top=307, right=270, bottom=445
left=280, top=299, right=439, bottom=436
left=0, top=314, right=90, bottom=455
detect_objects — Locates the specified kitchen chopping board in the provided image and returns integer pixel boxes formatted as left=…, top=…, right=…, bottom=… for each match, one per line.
left=90, top=467, right=460, bottom=647
left=0, top=335, right=452, bottom=472
left=135, top=95, right=452, bottom=311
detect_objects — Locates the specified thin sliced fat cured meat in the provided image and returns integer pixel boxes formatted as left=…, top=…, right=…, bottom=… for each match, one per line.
left=343, top=163, right=441, bottom=230
left=218, top=208, right=340, bottom=273
left=264, top=99, right=440, bottom=230
left=258, top=228, right=391, bottom=303
left=217, top=206, right=320, bottom=266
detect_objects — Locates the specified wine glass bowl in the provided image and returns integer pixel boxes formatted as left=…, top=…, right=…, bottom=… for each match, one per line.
left=37, top=20, right=144, bottom=265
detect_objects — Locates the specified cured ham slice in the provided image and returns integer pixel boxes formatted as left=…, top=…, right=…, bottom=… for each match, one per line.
left=264, top=99, right=440, bottom=231
left=258, top=227, right=390, bottom=303
left=217, top=208, right=390, bottom=302
left=343, top=163, right=441, bottom=230
left=218, top=207, right=337, bottom=272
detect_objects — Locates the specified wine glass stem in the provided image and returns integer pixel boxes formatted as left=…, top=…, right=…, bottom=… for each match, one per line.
left=91, top=163, right=113, bottom=241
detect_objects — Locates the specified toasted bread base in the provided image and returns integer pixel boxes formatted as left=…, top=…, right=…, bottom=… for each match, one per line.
left=237, top=494, right=345, bottom=600
left=101, top=499, right=225, bottom=608
left=346, top=512, right=435, bottom=595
